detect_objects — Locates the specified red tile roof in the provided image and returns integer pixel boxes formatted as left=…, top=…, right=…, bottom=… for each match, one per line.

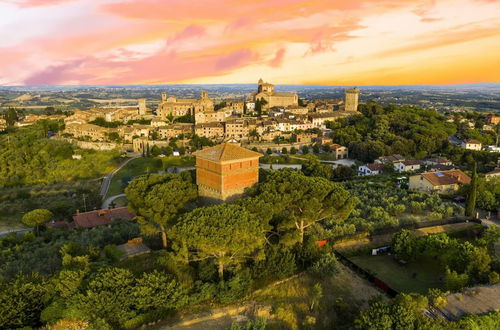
left=73, top=207, right=135, bottom=229
left=421, top=169, right=471, bottom=187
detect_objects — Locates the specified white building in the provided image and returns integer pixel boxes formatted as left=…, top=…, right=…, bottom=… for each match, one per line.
left=460, top=139, right=482, bottom=151
left=394, top=160, right=422, bottom=173
left=358, top=163, right=384, bottom=176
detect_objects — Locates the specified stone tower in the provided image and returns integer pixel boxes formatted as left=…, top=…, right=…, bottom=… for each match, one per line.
left=161, top=92, right=167, bottom=102
left=345, top=88, right=360, bottom=112
left=138, top=98, right=146, bottom=115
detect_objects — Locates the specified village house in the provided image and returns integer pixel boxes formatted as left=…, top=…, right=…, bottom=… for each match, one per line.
left=330, top=144, right=349, bottom=159
left=72, top=207, right=136, bottom=229
left=393, top=160, right=422, bottom=173
left=285, top=106, right=309, bottom=115
left=308, top=112, right=346, bottom=128
left=195, top=122, right=225, bottom=139
left=195, top=110, right=226, bottom=124
left=424, top=157, right=453, bottom=166
left=358, top=163, right=384, bottom=176
left=294, top=132, right=318, bottom=143
left=224, top=101, right=245, bottom=115
left=375, top=154, right=405, bottom=164
left=193, top=143, right=262, bottom=201
left=409, top=170, right=471, bottom=194
left=157, top=123, right=194, bottom=139
left=64, top=123, right=115, bottom=141
left=486, top=114, right=500, bottom=125
left=461, top=139, right=482, bottom=150
left=225, top=119, right=249, bottom=140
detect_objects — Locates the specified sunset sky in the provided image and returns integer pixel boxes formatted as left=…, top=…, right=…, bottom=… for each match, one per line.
left=0, top=0, right=499, bottom=86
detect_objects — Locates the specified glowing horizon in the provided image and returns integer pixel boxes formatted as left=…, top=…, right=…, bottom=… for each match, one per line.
left=0, top=0, right=499, bottom=86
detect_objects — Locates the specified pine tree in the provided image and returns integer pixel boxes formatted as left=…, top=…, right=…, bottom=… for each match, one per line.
left=465, top=162, right=477, bottom=217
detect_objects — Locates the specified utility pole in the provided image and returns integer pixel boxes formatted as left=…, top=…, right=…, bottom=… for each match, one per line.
left=83, top=194, right=87, bottom=212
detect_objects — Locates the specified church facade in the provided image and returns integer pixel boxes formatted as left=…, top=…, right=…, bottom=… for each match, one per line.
left=253, top=79, right=298, bottom=109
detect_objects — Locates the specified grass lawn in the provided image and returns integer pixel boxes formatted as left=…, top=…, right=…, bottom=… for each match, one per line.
left=349, top=254, right=444, bottom=294
left=106, top=156, right=195, bottom=198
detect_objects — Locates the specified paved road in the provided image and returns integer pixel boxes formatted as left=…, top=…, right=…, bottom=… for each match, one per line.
left=0, top=228, right=32, bottom=238
left=102, top=193, right=126, bottom=209
left=99, top=156, right=138, bottom=200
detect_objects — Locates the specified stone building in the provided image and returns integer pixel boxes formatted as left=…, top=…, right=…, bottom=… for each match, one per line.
left=64, top=123, right=115, bottom=141
left=157, top=91, right=214, bottom=119
left=193, top=143, right=262, bottom=201
left=195, top=110, right=225, bottom=124
left=225, top=119, right=249, bottom=140
left=345, top=88, right=360, bottom=112
left=253, top=79, right=298, bottom=109
left=194, top=122, right=225, bottom=139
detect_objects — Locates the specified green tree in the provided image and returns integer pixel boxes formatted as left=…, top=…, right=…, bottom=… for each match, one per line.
left=465, top=162, right=478, bottom=217
left=172, top=204, right=266, bottom=278
left=282, top=147, right=288, bottom=154
left=249, top=170, right=357, bottom=245
left=392, top=229, right=418, bottom=261
left=22, top=209, right=53, bottom=235
left=125, top=174, right=197, bottom=248
left=301, top=145, right=309, bottom=154
left=132, top=270, right=186, bottom=311
left=290, top=147, right=297, bottom=154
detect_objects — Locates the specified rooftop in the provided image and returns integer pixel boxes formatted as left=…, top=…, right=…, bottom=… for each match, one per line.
left=73, top=207, right=135, bottom=229
left=420, top=169, right=471, bottom=186
left=193, top=143, right=262, bottom=162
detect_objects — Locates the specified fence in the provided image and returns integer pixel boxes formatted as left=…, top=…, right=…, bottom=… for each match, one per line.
left=334, top=249, right=399, bottom=298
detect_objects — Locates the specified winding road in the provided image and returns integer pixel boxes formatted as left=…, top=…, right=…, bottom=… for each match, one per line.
left=99, top=156, right=138, bottom=200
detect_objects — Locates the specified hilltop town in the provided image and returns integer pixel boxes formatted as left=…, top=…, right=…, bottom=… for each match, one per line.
left=1, top=80, right=359, bottom=155
left=0, top=81, right=499, bottom=330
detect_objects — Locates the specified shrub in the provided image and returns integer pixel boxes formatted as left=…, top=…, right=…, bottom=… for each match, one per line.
left=103, top=245, right=125, bottom=262
left=252, top=246, right=296, bottom=281
left=216, top=269, right=253, bottom=303
left=310, top=252, right=339, bottom=278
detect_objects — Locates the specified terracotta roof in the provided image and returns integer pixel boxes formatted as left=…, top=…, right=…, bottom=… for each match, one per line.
left=73, top=207, right=135, bottom=229
left=421, top=169, right=471, bottom=187
left=193, top=143, right=262, bottom=162
left=464, top=139, right=482, bottom=144
left=331, top=144, right=346, bottom=150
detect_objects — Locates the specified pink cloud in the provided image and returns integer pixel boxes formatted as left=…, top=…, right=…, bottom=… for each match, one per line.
left=269, top=48, right=285, bottom=67
left=169, top=25, right=205, bottom=43
left=12, top=0, right=76, bottom=7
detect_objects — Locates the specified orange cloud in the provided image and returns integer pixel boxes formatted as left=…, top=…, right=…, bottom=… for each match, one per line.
left=1, top=0, right=499, bottom=85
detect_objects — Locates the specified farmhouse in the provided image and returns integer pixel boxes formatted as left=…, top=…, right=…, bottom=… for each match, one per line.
left=409, top=170, right=471, bottom=194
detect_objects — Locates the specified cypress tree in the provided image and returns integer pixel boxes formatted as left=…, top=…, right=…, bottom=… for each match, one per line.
left=465, top=162, right=477, bottom=217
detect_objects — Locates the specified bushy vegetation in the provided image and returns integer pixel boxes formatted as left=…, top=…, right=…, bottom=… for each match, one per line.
left=0, top=122, right=120, bottom=186
left=391, top=227, right=499, bottom=290
left=342, top=181, right=461, bottom=234
left=0, top=180, right=100, bottom=222
left=356, top=293, right=500, bottom=329
left=327, top=102, right=456, bottom=162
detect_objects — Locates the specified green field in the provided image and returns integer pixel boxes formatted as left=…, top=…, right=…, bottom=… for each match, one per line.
left=349, top=254, right=444, bottom=294
left=106, top=156, right=195, bottom=198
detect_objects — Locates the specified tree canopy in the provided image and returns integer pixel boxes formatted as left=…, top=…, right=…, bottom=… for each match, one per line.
left=172, top=204, right=266, bottom=278
left=125, top=173, right=197, bottom=248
